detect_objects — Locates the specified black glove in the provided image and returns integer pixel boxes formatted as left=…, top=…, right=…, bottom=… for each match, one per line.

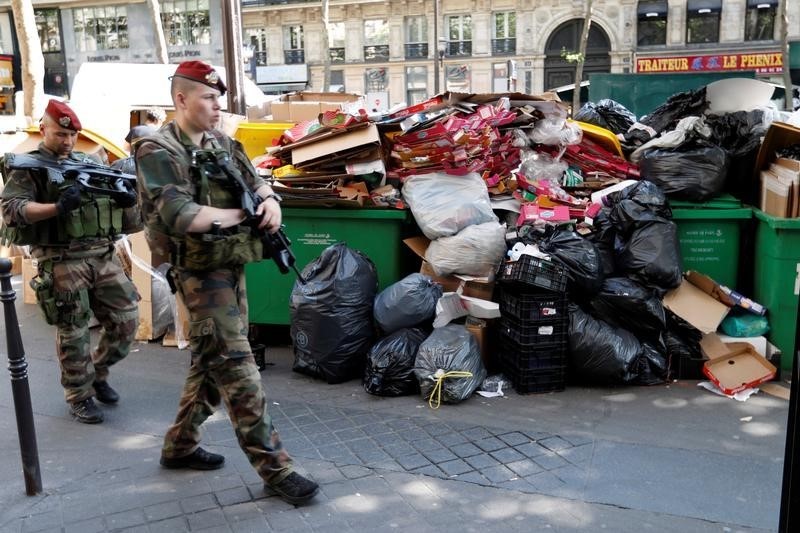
left=114, top=186, right=138, bottom=209
left=56, top=184, right=82, bottom=216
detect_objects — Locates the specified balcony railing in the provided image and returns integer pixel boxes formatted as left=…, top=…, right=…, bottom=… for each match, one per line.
left=445, top=40, right=472, bottom=57
left=329, top=47, right=345, bottom=63
left=242, top=0, right=315, bottom=6
left=364, top=44, right=390, bottom=62
left=492, top=38, right=516, bottom=55
left=284, top=49, right=305, bottom=64
left=404, top=43, right=428, bottom=59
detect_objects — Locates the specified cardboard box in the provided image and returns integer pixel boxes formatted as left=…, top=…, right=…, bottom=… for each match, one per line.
left=404, top=236, right=494, bottom=301
left=291, top=123, right=381, bottom=168
left=755, top=122, right=800, bottom=217
left=466, top=317, right=493, bottom=369
left=271, top=92, right=364, bottom=122
left=662, top=271, right=732, bottom=334
left=699, top=334, right=777, bottom=395
left=21, top=257, right=37, bottom=305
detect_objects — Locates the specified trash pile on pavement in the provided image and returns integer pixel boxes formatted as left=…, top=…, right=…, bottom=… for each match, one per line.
left=277, top=81, right=800, bottom=406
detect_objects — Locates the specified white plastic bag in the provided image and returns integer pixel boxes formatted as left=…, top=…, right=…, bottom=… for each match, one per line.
left=402, top=172, right=497, bottom=240
left=424, top=222, right=506, bottom=277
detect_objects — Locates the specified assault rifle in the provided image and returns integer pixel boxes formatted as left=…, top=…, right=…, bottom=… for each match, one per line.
left=4, top=153, right=137, bottom=206
left=191, top=149, right=305, bottom=283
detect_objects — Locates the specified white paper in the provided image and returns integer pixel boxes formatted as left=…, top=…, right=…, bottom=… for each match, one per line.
left=433, top=292, right=501, bottom=328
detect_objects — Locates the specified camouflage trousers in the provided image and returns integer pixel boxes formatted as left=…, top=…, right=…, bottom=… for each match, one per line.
left=162, top=266, right=292, bottom=484
left=40, top=249, right=139, bottom=404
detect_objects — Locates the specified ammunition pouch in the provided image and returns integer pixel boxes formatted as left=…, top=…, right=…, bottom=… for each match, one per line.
left=63, top=196, right=124, bottom=240
left=173, top=227, right=263, bottom=271
left=29, top=264, right=90, bottom=325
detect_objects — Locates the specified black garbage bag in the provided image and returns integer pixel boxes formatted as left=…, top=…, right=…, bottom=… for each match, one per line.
left=574, top=99, right=637, bottom=135
left=363, top=328, right=428, bottom=396
left=616, top=219, right=683, bottom=293
left=586, top=208, right=617, bottom=278
left=635, top=342, right=669, bottom=385
left=664, top=311, right=705, bottom=380
left=539, top=227, right=604, bottom=296
left=588, top=277, right=667, bottom=342
left=568, top=306, right=641, bottom=385
left=706, top=110, right=766, bottom=205
left=639, top=144, right=729, bottom=201
left=414, top=325, right=486, bottom=405
left=607, top=180, right=672, bottom=220
left=374, top=273, right=442, bottom=334
left=640, top=87, right=708, bottom=134
left=290, top=243, right=378, bottom=384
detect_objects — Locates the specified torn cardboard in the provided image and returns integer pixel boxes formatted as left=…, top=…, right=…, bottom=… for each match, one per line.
left=662, top=272, right=732, bottom=334
left=291, top=123, right=381, bottom=168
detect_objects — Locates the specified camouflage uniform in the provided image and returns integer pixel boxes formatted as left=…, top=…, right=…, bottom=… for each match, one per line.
left=135, top=121, right=293, bottom=484
left=0, top=144, right=139, bottom=404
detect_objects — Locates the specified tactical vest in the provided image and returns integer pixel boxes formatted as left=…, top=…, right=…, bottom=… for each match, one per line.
left=0, top=151, right=126, bottom=247
left=140, top=129, right=262, bottom=271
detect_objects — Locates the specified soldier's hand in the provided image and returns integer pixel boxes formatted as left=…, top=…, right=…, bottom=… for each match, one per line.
left=56, top=184, right=82, bottom=216
left=255, top=196, right=282, bottom=234
left=115, top=182, right=138, bottom=208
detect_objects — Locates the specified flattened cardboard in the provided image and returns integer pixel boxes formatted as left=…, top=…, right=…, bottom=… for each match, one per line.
left=271, top=92, right=364, bottom=122
left=662, top=273, right=731, bottom=334
left=291, top=124, right=380, bottom=167
left=754, top=122, right=800, bottom=209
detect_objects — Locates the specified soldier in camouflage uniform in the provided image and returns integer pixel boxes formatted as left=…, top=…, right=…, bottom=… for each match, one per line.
left=0, top=100, right=140, bottom=424
left=135, top=61, right=318, bottom=505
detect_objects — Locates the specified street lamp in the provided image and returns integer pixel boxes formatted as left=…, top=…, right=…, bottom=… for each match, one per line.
left=437, top=38, right=447, bottom=93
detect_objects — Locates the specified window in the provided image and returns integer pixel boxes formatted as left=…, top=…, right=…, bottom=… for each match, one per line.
left=406, top=66, right=427, bottom=104
left=446, top=15, right=472, bottom=57
left=745, top=0, right=777, bottom=41
left=283, top=25, right=304, bottom=64
left=686, top=0, right=721, bottom=44
left=160, top=0, right=210, bottom=46
left=405, top=16, right=427, bottom=59
left=329, top=22, right=345, bottom=62
left=245, top=28, right=267, bottom=66
left=445, top=64, right=470, bottom=92
left=492, top=12, right=516, bottom=55
left=73, top=6, right=128, bottom=52
left=637, top=1, right=667, bottom=46
left=35, top=9, right=61, bottom=53
left=364, top=19, right=389, bottom=62
left=365, top=67, right=388, bottom=92
left=330, top=69, right=344, bottom=92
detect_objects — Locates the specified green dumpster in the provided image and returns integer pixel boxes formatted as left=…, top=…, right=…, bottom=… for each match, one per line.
left=752, top=208, right=800, bottom=371
left=245, top=208, right=408, bottom=325
left=670, top=195, right=751, bottom=289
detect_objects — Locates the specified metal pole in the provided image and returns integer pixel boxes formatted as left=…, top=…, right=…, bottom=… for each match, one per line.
left=779, top=287, right=800, bottom=531
left=433, top=0, right=440, bottom=95
left=220, top=0, right=246, bottom=115
left=0, top=259, right=42, bottom=495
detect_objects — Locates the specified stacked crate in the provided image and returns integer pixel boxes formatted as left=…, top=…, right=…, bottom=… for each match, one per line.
left=497, top=255, right=569, bottom=393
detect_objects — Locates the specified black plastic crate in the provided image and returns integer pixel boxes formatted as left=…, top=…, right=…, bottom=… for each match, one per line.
left=501, top=360, right=566, bottom=394
left=499, top=334, right=568, bottom=369
left=498, top=316, right=568, bottom=348
left=498, top=255, right=568, bottom=293
left=498, top=288, right=568, bottom=322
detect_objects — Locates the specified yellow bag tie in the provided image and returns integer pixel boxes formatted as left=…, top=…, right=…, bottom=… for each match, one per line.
left=428, top=368, right=474, bottom=409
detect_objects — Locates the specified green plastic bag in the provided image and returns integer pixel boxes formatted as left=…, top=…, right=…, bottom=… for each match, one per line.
left=720, top=311, right=770, bottom=337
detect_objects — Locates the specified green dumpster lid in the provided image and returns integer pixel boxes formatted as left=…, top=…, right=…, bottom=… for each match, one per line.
left=283, top=207, right=409, bottom=220
left=670, top=194, right=742, bottom=209
left=671, top=206, right=751, bottom=219
left=753, top=207, right=800, bottom=228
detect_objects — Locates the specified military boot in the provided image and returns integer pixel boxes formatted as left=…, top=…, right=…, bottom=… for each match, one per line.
left=266, top=472, right=319, bottom=505
left=93, top=381, right=119, bottom=404
left=160, top=447, right=225, bottom=470
left=70, top=398, right=104, bottom=424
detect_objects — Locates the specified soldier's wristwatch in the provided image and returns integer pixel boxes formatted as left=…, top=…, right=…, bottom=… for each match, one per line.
left=265, top=192, right=282, bottom=203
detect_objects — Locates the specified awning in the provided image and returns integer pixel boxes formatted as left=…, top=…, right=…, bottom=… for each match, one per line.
left=746, top=0, right=777, bottom=7
left=637, top=1, right=668, bottom=17
left=257, top=83, right=308, bottom=93
left=687, top=0, right=722, bottom=12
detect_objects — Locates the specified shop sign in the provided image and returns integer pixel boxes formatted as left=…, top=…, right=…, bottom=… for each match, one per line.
left=0, top=55, right=13, bottom=87
left=636, top=52, right=783, bottom=74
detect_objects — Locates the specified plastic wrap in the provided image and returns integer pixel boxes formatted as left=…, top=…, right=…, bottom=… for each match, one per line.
left=374, top=273, right=442, bottom=334
left=518, top=150, right=567, bottom=184
left=528, top=118, right=583, bottom=146
left=425, top=222, right=506, bottom=277
left=414, top=324, right=486, bottom=406
left=291, top=243, right=378, bottom=384
left=401, top=172, right=498, bottom=240
left=363, top=328, right=428, bottom=396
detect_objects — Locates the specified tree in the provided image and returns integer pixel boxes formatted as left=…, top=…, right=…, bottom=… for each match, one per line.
left=145, top=0, right=169, bottom=64
left=321, top=0, right=331, bottom=92
left=11, top=0, right=45, bottom=120
left=779, top=0, right=793, bottom=111
left=572, top=0, right=594, bottom=116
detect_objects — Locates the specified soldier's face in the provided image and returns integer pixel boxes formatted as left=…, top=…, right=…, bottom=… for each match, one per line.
left=183, top=85, right=222, bottom=132
left=40, top=121, right=77, bottom=157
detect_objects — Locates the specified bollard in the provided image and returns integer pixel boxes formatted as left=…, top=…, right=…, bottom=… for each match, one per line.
left=0, top=258, right=42, bottom=495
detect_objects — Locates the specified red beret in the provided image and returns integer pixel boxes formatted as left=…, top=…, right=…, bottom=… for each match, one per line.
left=44, top=99, right=81, bottom=131
left=171, top=61, right=227, bottom=96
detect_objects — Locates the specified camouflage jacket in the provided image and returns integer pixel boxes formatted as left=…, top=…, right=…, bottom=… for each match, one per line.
left=135, top=121, right=265, bottom=260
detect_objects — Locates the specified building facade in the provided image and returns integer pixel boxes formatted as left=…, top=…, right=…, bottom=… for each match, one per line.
left=0, top=0, right=797, bottom=108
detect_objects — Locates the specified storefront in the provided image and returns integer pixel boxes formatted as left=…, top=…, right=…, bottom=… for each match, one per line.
left=0, top=53, right=14, bottom=115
